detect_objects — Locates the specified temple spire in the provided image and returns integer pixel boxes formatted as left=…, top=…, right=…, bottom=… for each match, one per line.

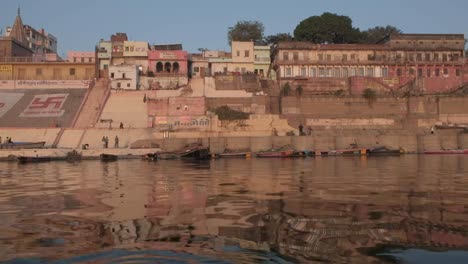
left=18, top=6, right=20, bottom=16
left=10, top=7, right=28, bottom=46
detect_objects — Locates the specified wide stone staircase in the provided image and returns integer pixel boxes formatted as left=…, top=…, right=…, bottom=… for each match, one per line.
left=73, top=78, right=110, bottom=128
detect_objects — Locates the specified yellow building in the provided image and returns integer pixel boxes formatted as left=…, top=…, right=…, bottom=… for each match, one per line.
left=0, top=62, right=95, bottom=80
left=230, top=41, right=254, bottom=73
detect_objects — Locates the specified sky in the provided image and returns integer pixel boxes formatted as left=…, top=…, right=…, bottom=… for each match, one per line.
left=1, top=0, right=468, bottom=57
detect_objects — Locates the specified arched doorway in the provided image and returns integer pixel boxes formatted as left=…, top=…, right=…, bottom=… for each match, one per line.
left=164, top=62, right=172, bottom=73
left=156, top=62, right=163, bottom=73
left=173, top=62, right=180, bottom=73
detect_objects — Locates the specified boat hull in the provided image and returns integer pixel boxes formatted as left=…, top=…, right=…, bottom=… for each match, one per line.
left=256, top=150, right=295, bottom=158
left=424, top=149, right=468, bottom=154
left=1, top=142, right=46, bottom=149
left=217, top=152, right=252, bottom=158
left=17, top=156, right=51, bottom=163
left=100, top=154, right=118, bottom=162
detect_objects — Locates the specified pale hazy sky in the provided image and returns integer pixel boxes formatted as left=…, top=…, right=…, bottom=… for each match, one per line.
left=1, top=0, right=467, bottom=56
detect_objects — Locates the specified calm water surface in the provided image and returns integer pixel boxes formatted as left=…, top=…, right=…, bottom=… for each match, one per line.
left=1, top=155, right=468, bottom=263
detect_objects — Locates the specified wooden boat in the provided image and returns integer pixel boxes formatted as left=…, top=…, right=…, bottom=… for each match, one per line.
left=1, top=141, right=46, bottom=149
left=158, top=153, right=179, bottom=160
left=100, top=153, right=118, bottom=162
left=17, top=156, right=52, bottom=163
left=256, top=150, right=295, bottom=158
left=179, top=147, right=211, bottom=160
left=424, top=149, right=468, bottom=154
left=368, top=146, right=402, bottom=156
left=217, top=151, right=252, bottom=158
left=327, top=148, right=367, bottom=156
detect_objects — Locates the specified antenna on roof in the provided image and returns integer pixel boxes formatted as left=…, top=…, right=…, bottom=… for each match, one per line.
left=18, top=5, right=20, bottom=16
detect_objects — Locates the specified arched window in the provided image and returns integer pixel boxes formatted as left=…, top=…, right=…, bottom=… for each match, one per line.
left=164, top=62, right=172, bottom=73
left=173, top=62, right=180, bottom=73
left=156, top=62, right=163, bottom=73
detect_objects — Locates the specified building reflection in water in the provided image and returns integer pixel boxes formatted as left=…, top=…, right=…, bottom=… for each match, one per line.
left=0, top=156, right=467, bottom=263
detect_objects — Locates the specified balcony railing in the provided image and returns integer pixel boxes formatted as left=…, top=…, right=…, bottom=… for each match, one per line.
left=0, top=57, right=33, bottom=63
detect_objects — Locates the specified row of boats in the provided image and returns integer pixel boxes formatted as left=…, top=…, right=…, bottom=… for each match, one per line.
left=8, top=145, right=468, bottom=164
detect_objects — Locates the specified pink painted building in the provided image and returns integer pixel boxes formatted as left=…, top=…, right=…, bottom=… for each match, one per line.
left=148, top=45, right=188, bottom=75
left=67, top=51, right=96, bottom=63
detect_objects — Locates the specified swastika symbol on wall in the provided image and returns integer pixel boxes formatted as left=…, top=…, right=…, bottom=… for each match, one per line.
left=20, top=93, right=69, bottom=117
left=29, top=96, right=67, bottom=109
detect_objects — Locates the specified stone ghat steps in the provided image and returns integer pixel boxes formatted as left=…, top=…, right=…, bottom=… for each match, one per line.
left=73, top=79, right=110, bottom=128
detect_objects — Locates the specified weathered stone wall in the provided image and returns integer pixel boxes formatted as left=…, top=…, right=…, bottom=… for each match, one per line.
left=214, top=74, right=260, bottom=92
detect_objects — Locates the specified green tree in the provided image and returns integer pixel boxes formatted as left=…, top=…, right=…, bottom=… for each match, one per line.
left=293, top=12, right=362, bottom=44
left=264, top=33, right=293, bottom=45
left=227, top=20, right=264, bottom=45
left=361, top=25, right=402, bottom=43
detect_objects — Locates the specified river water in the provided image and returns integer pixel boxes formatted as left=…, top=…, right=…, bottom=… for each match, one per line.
left=1, top=155, right=468, bottom=263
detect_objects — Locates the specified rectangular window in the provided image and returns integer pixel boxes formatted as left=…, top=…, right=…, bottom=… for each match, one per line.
left=326, top=67, right=332, bottom=77
left=236, top=51, right=240, bottom=57
left=382, top=68, right=388, bottom=77
left=285, top=67, right=292, bottom=77
left=117, top=82, right=121, bottom=88
left=427, top=69, right=431, bottom=77
left=194, top=67, right=199, bottom=73
left=244, top=50, right=249, bottom=57
left=318, top=67, right=325, bottom=77
left=334, top=68, right=341, bottom=77
left=434, top=53, right=439, bottom=61
left=300, top=67, right=307, bottom=77
left=293, top=52, right=299, bottom=61
left=36, top=68, right=42, bottom=75
left=111, top=72, right=115, bottom=78
left=283, top=52, right=288, bottom=61
left=456, top=69, right=461, bottom=76
left=367, top=67, right=374, bottom=77
left=409, top=54, right=415, bottom=61
left=442, top=54, right=448, bottom=62
left=69, top=68, right=76, bottom=76
left=342, top=67, right=349, bottom=77
left=358, top=67, right=365, bottom=76
left=350, top=67, right=356, bottom=76
left=326, top=54, right=331, bottom=61
left=342, top=54, right=348, bottom=61
left=122, top=73, right=126, bottom=79
left=125, top=47, right=129, bottom=52
left=368, top=54, right=374, bottom=60
left=416, top=53, right=422, bottom=61
left=127, top=83, right=130, bottom=87
left=435, top=68, right=440, bottom=76
left=397, top=68, right=402, bottom=77
left=409, top=68, right=414, bottom=75
left=318, top=53, right=324, bottom=61
left=73, top=57, right=77, bottom=62
left=425, top=53, right=431, bottom=61
left=81, top=58, right=85, bottom=63
left=310, top=67, right=316, bottom=77
left=130, top=47, right=134, bottom=52
left=351, top=54, right=356, bottom=60
left=443, top=68, right=448, bottom=75
left=418, top=69, right=423, bottom=77
left=303, top=52, right=309, bottom=61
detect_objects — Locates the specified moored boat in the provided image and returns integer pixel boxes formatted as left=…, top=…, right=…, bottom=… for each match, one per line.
left=217, top=151, right=252, bottom=158
left=17, top=156, right=51, bottom=163
left=256, top=150, right=295, bottom=158
left=179, top=147, right=211, bottom=160
left=368, top=146, right=402, bottom=156
left=1, top=141, right=46, bottom=149
left=100, top=153, right=118, bottom=162
left=424, top=149, right=468, bottom=154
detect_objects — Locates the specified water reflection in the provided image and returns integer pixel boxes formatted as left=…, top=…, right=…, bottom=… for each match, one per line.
left=0, top=156, right=467, bottom=263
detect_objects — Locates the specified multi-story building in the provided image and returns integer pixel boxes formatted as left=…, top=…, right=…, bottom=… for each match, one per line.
left=230, top=41, right=254, bottom=73
left=67, top=51, right=95, bottom=63
left=0, top=9, right=33, bottom=61
left=4, top=9, right=57, bottom=55
left=148, top=44, right=188, bottom=75
left=272, top=34, right=466, bottom=94
left=254, top=44, right=274, bottom=79
left=109, top=64, right=139, bottom=90
left=123, top=41, right=150, bottom=72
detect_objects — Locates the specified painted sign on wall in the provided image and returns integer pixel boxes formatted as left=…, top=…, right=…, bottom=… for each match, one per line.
left=0, top=65, right=13, bottom=73
left=20, top=93, right=69, bottom=117
left=0, top=93, right=24, bottom=118
left=154, top=116, right=210, bottom=128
